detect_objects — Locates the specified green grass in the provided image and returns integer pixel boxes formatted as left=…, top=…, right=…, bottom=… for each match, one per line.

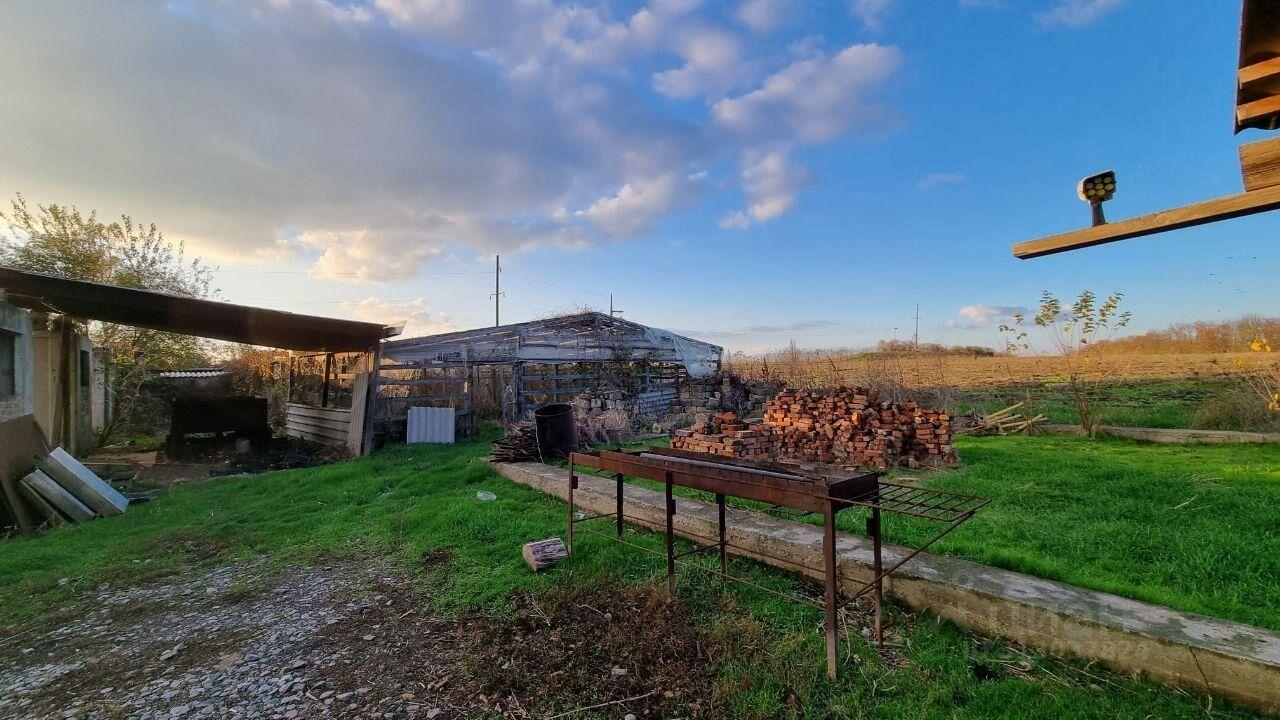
left=947, top=379, right=1280, bottom=431
left=609, top=435, right=1280, bottom=632
left=0, top=430, right=1269, bottom=719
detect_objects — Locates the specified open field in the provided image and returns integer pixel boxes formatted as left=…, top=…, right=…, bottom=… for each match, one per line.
left=1, top=430, right=1274, bottom=718
left=726, top=351, right=1274, bottom=389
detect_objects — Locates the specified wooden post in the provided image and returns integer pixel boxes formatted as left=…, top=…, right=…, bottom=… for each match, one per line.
left=823, top=499, right=838, bottom=680
left=320, top=352, right=334, bottom=408
left=360, top=344, right=382, bottom=456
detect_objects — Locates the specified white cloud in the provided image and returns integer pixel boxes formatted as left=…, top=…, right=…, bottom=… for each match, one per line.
left=917, top=172, right=966, bottom=191
left=951, top=305, right=1028, bottom=329
left=721, top=150, right=812, bottom=229
left=849, top=0, right=894, bottom=31
left=340, top=297, right=457, bottom=338
left=735, top=0, right=791, bottom=33
left=713, top=43, right=902, bottom=144
left=652, top=28, right=749, bottom=100
left=0, top=0, right=903, bottom=277
left=1034, top=0, right=1126, bottom=28
left=573, top=174, right=699, bottom=238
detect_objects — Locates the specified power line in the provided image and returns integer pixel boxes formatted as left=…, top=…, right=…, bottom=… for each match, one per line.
left=212, top=269, right=489, bottom=277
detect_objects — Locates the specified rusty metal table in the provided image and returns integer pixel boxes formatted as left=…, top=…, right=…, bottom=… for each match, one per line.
left=567, top=446, right=988, bottom=679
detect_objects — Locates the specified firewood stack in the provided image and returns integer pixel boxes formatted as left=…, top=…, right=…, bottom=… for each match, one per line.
left=671, top=411, right=776, bottom=459
left=764, top=388, right=957, bottom=469
left=491, top=421, right=540, bottom=462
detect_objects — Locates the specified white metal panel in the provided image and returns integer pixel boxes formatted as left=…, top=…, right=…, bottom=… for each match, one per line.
left=407, top=406, right=455, bottom=444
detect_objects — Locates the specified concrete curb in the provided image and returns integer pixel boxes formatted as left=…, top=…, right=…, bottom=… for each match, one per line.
left=1040, top=424, right=1280, bottom=444
left=492, top=460, right=1280, bottom=715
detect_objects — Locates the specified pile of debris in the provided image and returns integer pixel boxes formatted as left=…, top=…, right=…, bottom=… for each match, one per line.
left=671, top=411, right=774, bottom=459
left=764, top=387, right=957, bottom=469
left=957, top=402, right=1046, bottom=436
left=491, top=421, right=540, bottom=462
left=13, top=450, right=130, bottom=529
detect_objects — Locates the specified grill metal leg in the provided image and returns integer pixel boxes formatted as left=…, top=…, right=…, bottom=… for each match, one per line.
left=823, top=499, right=838, bottom=680
left=566, top=458, right=575, bottom=555
left=870, top=507, right=884, bottom=648
left=716, top=493, right=727, bottom=576
left=665, top=471, right=675, bottom=595
left=615, top=473, right=624, bottom=537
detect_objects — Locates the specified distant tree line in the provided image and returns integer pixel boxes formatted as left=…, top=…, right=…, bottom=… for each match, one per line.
left=873, top=340, right=997, bottom=357
left=1090, top=316, right=1280, bottom=354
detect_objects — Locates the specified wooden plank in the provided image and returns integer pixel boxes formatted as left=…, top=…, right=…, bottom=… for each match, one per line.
left=1239, top=56, right=1280, bottom=87
left=1240, top=136, right=1280, bottom=191
left=285, top=420, right=348, bottom=440
left=286, top=427, right=346, bottom=446
left=1013, top=184, right=1280, bottom=258
left=1237, top=94, right=1280, bottom=127
left=346, top=372, right=368, bottom=457
left=286, top=414, right=351, bottom=433
left=286, top=404, right=352, bottom=420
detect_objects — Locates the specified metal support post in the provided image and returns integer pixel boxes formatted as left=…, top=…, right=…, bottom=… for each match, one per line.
left=823, top=499, right=838, bottom=680
left=566, top=458, right=576, bottom=555
left=665, top=471, right=675, bottom=595
left=716, top=493, right=727, bottom=576
left=615, top=473, right=625, bottom=537
left=870, top=507, right=884, bottom=648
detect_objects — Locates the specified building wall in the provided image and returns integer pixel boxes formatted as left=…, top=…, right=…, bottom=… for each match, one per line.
left=29, top=313, right=95, bottom=454
left=0, top=300, right=35, bottom=423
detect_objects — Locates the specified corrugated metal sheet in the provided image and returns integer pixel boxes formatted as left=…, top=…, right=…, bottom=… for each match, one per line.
left=407, top=406, right=456, bottom=444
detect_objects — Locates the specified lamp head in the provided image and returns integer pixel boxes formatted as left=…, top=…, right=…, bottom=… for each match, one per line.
left=1078, top=170, right=1117, bottom=204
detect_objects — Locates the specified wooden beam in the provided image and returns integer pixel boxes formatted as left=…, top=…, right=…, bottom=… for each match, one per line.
left=1240, top=135, right=1280, bottom=191
left=1013, top=184, right=1280, bottom=259
left=1237, top=94, right=1280, bottom=127
left=1239, top=56, right=1280, bottom=87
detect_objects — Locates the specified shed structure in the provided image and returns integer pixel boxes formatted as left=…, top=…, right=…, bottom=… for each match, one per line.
left=372, top=312, right=722, bottom=445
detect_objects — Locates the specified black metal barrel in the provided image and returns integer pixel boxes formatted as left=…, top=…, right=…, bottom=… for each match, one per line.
left=534, top=403, right=578, bottom=461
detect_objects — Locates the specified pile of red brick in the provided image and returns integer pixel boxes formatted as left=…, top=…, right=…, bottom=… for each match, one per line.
left=765, top=388, right=957, bottom=469
left=672, top=388, right=957, bottom=470
left=671, top=411, right=774, bottom=459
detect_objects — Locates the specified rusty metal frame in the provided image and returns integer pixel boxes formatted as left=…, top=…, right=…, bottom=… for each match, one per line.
left=565, top=447, right=988, bottom=680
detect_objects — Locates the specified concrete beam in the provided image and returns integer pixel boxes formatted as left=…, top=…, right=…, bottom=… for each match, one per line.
left=1040, top=424, right=1280, bottom=444
left=492, top=461, right=1280, bottom=715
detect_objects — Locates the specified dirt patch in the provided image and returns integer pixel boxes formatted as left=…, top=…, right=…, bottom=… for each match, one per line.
left=307, top=581, right=723, bottom=718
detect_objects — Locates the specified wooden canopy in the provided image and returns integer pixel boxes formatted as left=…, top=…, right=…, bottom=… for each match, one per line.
left=0, top=266, right=396, bottom=352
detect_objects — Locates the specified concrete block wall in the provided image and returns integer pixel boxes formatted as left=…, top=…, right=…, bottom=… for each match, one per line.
left=0, top=300, right=35, bottom=423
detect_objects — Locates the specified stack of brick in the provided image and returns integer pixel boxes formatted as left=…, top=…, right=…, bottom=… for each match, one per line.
left=763, top=388, right=957, bottom=469
left=671, top=411, right=775, bottom=459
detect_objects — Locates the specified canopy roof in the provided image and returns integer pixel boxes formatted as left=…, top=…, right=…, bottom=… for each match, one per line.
left=383, top=311, right=722, bottom=375
left=0, top=266, right=395, bottom=352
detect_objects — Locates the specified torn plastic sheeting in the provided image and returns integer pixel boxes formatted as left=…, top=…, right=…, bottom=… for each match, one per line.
left=643, top=327, right=718, bottom=378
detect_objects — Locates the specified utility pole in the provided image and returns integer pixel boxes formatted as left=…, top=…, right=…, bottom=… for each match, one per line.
left=490, top=255, right=504, bottom=326
left=609, top=293, right=624, bottom=318
left=912, top=303, right=922, bottom=348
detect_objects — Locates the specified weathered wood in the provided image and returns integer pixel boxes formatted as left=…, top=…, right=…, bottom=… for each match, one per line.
left=1238, top=94, right=1280, bottom=128
left=1239, top=56, right=1280, bottom=88
left=286, top=404, right=352, bottom=419
left=346, top=372, right=369, bottom=457
left=1014, top=184, right=1280, bottom=258
left=522, top=537, right=568, bottom=571
left=1241, top=136, right=1280, bottom=191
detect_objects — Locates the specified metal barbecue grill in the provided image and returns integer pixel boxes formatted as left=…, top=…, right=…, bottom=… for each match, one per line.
left=568, top=446, right=989, bottom=679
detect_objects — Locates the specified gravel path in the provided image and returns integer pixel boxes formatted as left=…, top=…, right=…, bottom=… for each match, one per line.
left=0, top=561, right=450, bottom=720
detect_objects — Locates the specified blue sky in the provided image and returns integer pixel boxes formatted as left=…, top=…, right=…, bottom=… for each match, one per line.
left=1, top=0, right=1275, bottom=353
